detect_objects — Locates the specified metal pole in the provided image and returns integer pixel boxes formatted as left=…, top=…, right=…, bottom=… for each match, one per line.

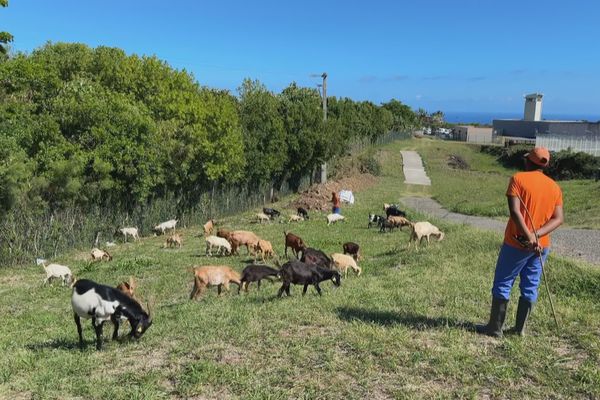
left=320, top=72, right=328, bottom=183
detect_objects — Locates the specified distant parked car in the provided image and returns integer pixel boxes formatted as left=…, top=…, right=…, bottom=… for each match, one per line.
left=423, top=127, right=432, bottom=135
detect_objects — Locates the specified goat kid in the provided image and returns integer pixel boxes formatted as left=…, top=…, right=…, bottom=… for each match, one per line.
left=41, top=263, right=73, bottom=286
left=239, top=264, right=280, bottom=293
left=189, top=266, right=241, bottom=299
left=71, top=279, right=152, bottom=350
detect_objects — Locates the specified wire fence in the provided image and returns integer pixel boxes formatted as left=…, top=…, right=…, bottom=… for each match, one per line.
left=536, top=134, right=600, bottom=156
left=1, top=131, right=410, bottom=268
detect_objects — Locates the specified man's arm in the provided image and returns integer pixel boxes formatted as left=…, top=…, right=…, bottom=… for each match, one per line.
left=536, top=205, right=564, bottom=237
left=507, top=196, right=535, bottom=244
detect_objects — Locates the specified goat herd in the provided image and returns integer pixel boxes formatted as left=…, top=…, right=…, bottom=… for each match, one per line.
left=39, top=203, right=444, bottom=350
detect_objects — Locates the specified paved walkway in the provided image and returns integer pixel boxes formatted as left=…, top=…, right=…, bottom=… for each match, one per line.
left=401, top=196, right=600, bottom=266
left=400, top=151, right=431, bottom=186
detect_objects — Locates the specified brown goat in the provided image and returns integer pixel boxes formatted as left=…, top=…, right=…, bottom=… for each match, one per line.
left=388, top=216, right=411, bottom=230
left=189, top=266, right=242, bottom=299
left=116, top=276, right=136, bottom=298
left=203, top=219, right=215, bottom=236
left=284, top=231, right=307, bottom=258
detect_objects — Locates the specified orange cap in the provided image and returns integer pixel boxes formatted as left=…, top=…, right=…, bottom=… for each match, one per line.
left=525, top=147, right=550, bottom=167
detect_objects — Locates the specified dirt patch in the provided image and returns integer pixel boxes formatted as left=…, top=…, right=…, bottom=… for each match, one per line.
left=290, top=173, right=378, bottom=212
left=447, top=155, right=470, bottom=170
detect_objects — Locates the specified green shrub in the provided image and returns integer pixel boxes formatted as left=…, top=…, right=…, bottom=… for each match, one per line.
left=481, top=145, right=600, bottom=181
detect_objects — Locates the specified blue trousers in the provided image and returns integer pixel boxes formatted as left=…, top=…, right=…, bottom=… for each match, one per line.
left=491, top=244, right=550, bottom=303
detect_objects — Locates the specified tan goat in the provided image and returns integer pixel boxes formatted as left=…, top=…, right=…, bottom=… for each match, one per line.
left=331, top=253, right=362, bottom=278
left=165, top=233, right=183, bottom=248
left=90, top=248, right=112, bottom=261
left=253, top=239, right=275, bottom=262
left=189, top=266, right=241, bottom=299
left=203, top=219, right=215, bottom=236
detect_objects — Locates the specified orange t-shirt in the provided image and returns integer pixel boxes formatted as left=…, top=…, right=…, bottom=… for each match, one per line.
left=504, top=170, right=563, bottom=249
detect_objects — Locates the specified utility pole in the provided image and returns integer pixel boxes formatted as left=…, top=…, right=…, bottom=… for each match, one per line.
left=319, top=72, right=328, bottom=183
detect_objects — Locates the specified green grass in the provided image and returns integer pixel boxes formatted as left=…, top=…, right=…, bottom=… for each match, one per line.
left=0, top=142, right=599, bottom=399
left=393, top=138, right=600, bottom=228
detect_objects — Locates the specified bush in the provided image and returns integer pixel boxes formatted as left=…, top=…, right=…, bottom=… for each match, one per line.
left=480, top=145, right=600, bottom=180
left=357, top=150, right=382, bottom=176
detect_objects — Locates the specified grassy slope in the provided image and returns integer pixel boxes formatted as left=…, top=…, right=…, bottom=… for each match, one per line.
left=395, top=138, right=600, bottom=229
left=0, top=142, right=599, bottom=399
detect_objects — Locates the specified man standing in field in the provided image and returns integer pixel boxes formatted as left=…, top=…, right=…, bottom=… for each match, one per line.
left=476, top=147, right=563, bottom=337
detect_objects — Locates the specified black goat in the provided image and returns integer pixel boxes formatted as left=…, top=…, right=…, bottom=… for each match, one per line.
left=300, top=247, right=333, bottom=269
left=263, top=207, right=281, bottom=219
left=277, top=260, right=341, bottom=297
left=297, top=207, right=309, bottom=220
left=239, top=264, right=280, bottom=293
left=71, top=279, right=152, bottom=350
left=386, top=206, right=407, bottom=218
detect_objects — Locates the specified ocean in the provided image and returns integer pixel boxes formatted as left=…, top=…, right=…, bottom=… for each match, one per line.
left=444, top=111, right=600, bottom=125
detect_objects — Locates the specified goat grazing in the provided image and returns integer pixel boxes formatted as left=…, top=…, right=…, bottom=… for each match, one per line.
left=284, top=231, right=307, bottom=258
left=297, top=207, right=309, bottom=220
left=288, top=214, right=304, bottom=223
left=256, top=212, right=271, bottom=224
left=408, top=222, right=445, bottom=250
left=379, top=218, right=395, bottom=233
left=189, top=266, right=241, bottom=299
left=216, top=228, right=231, bottom=240
left=165, top=233, right=183, bottom=248
left=228, top=230, right=261, bottom=255
left=71, top=279, right=152, bottom=350
left=326, top=213, right=345, bottom=226
left=41, top=263, right=73, bottom=286
left=91, top=248, right=112, bottom=262
left=239, top=264, right=280, bottom=293
left=153, top=219, right=178, bottom=235
left=263, top=207, right=281, bottom=219
left=388, top=216, right=411, bottom=230
left=331, top=253, right=362, bottom=278
left=117, top=227, right=139, bottom=242
left=254, top=239, right=275, bottom=262
left=277, top=260, right=341, bottom=297
left=205, top=235, right=232, bottom=256
left=342, top=242, right=361, bottom=261
left=203, top=219, right=215, bottom=236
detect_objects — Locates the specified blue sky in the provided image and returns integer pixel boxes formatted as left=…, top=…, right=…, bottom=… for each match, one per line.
left=3, top=0, right=600, bottom=116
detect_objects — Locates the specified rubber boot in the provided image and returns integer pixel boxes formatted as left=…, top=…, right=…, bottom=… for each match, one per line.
left=506, top=296, right=533, bottom=336
left=476, top=297, right=508, bottom=338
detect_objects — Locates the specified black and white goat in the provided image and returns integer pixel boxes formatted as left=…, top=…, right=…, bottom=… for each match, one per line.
left=71, top=279, right=152, bottom=350
left=368, top=213, right=386, bottom=229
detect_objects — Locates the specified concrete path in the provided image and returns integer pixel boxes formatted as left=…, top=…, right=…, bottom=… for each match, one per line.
left=400, top=151, right=431, bottom=186
left=401, top=196, right=600, bottom=266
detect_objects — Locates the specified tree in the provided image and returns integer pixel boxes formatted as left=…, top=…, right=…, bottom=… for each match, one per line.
left=382, top=99, right=416, bottom=131
left=238, top=78, right=287, bottom=189
left=0, top=0, right=13, bottom=58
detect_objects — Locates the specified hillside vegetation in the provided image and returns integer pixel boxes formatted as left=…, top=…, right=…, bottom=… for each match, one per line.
left=0, top=42, right=416, bottom=266
left=1, top=141, right=598, bottom=399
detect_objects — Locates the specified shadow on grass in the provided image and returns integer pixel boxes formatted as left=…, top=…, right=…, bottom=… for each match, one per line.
left=26, top=337, right=81, bottom=351
left=336, top=307, right=475, bottom=331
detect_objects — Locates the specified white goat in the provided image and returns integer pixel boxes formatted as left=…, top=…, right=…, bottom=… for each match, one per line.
left=118, top=227, right=139, bottom=242
left=205, top=235, right=232, bottom=256
left=154, top=219, right=178, bottom=235
left=288, top=214, right=304, bottom=223
left=91, top=248, right=112, bottom=261
left=331, top=253, right=362, bottom=278
left=408, top=222, right=445, bottom=250
left=256, top=212, right=271, bottom=224
left=41, top=263, right=73, bottom=286
left=326, top=213, right=345, bottom=226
